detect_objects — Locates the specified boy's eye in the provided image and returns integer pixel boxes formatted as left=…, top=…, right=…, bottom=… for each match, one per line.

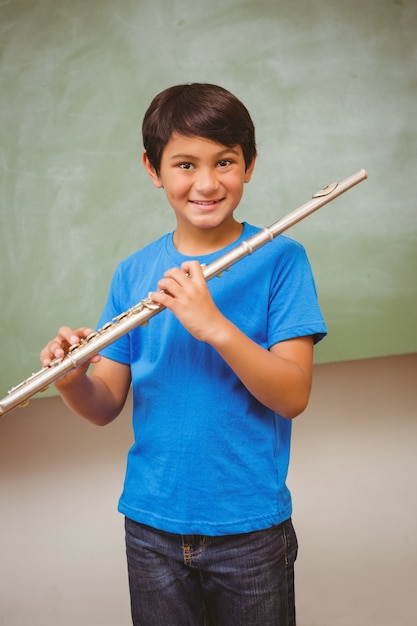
left=218, top=159, right=232, bottom=168
left=179, top=162, right=194, bottom=170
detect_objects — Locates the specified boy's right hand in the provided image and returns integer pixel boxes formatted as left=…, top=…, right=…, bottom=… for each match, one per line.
left=40, top=326, right=101, bottom=383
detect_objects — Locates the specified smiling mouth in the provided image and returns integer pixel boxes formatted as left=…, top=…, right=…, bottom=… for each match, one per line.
left=191, top=199, right=223, bottom=206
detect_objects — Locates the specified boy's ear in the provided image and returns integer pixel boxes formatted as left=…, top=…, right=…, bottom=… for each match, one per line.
left=244, top=155, right=256, bottom=183
left=142, top=150, right=163, bottom=188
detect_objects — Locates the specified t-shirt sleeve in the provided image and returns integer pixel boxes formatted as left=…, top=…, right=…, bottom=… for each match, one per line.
left=95, top=264, right=132, bottom=365
left=267, top=239, right=327, bottom=347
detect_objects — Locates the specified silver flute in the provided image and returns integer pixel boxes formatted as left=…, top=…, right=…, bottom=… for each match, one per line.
left=0, top=169, right=368, bottom=417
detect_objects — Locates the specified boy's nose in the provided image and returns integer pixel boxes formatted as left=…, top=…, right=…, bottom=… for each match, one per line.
left=194, top=168, right=219, bottom=194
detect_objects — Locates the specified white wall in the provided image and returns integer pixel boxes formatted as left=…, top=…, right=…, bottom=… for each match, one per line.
left=0, top=354, right=416, bottom=626
left=289, top=354, right=416, bottom=626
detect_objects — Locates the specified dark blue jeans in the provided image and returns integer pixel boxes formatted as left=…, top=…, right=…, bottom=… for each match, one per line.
left=125, top=517, right=298, bottom=625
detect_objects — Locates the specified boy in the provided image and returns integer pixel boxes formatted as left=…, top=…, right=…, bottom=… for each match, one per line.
left=41, top=83, right=327, bottom=625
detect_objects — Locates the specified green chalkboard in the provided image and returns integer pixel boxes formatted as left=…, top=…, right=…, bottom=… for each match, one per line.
left=1, top=0, right=416, bottom=399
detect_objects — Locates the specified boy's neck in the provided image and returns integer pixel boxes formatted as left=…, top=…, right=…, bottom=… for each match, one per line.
left=172, top=220, right=244, bottom=256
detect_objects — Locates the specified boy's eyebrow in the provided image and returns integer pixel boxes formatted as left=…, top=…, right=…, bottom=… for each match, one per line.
left=168, top=147, right=241, bottom=161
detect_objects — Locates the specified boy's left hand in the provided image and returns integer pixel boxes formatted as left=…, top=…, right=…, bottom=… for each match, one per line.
left=149, top=261, right=225, bottom=342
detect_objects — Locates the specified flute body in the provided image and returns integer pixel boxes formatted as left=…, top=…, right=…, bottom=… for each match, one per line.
left=0, top=169, right=368, bottom=417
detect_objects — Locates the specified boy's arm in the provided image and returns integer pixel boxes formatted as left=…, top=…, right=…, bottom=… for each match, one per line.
left=204, top=328, right=313, bottom=419
left=40, top=326, right=131, bottom=426
left=151, top=261, right=314, bottom=420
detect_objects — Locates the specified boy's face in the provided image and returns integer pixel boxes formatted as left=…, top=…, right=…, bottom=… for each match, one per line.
left=143, top=133, right=255, bottom=235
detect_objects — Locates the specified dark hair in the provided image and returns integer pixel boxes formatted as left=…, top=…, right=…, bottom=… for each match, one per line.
left=142, top=83, right=257, bottom=174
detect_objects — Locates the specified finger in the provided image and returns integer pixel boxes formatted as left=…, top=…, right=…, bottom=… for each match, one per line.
left=164, top=266, right=190, bottom=284
left=154, top=268, right=185, bottom=297
left=40, top=343, right=64, bottom=368
left=181, top=260, right=205, bottom=282
left=151, top=281, right=176, bottom=304
left=57, top=326, right=95, bottom=347
left=40, top=333, right=69, bottom=366
left=40, top=326, right=95, bottom=367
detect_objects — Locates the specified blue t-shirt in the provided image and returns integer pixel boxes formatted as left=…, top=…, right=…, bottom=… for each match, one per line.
left=97, top=223, right=327, bottom=535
